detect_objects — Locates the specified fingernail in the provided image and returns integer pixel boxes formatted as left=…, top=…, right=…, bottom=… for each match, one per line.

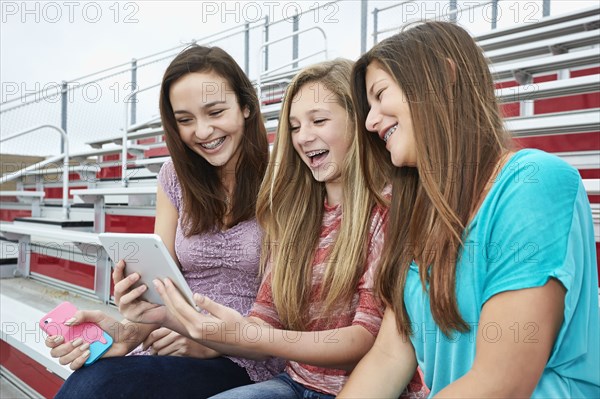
left=72, top=338, right=83, bottom=346
left=64, top=317, right=76, bottom=326
left=130, top=273, right=139, bottom=282
left=80, top=342, right=90, bottom=351
left=152, top=279, right=159, bottom=288
left=139, top=285, right=147, bottom=292
left=194, top=293, right=203, bottom=302
left=53, top=336, right=64, bottom=343
left=81, top=350, right=90, bottom=358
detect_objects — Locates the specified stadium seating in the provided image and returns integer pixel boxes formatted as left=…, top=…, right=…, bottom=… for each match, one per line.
left=1, top=5, right=598, bottom=397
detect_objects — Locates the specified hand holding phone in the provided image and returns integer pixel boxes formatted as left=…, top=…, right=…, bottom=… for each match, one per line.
left=40, top=302, right=113, bottom=366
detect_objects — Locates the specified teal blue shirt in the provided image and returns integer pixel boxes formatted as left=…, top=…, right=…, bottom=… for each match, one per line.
left=405, top=149, right=599, bottom=397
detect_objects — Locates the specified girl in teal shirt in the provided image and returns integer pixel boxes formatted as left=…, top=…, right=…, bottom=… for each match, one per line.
left=339, top=21, right=599, bottom=398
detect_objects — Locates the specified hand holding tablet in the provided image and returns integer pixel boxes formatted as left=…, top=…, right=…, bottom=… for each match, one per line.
left=98, top=233, right=197, bottom=309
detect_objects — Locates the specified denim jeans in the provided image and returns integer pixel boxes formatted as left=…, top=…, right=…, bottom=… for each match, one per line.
left=209, top=372, right=336, bottom=399
left=55, top=356, right=253, bottom=399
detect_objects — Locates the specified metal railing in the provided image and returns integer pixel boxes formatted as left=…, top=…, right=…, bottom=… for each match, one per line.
left=118, top=22, right=329, bottom=186
left=372, top=0, right=553, bottom=45
left=0, top=125, right=70, bottom=219
left=257, top=26, right=328, bottom=103
left=122, top=83, right=161, bottom=187
left=0, top=17, right=274, bottom=114
left=3, top=8, right=329, bottom=156
left=0, top=0, right=594, bottom=305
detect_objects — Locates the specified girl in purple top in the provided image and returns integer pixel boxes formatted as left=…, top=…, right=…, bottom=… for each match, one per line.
left=45, top=45, right=284, bottom=398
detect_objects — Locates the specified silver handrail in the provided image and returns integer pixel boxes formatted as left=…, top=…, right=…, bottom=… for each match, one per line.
left=257, top=26, right=328, bottom=102
left=376, top=0, right=416, bottom=14
left=263, top=0, right=341, bottom=29
left=0, top=22, right=264, bottom=109
left=373, top=0, right=494, bottom=40
left=0, top=125, right=70, bottom=219
left=122, top=83, right=162, bottom=187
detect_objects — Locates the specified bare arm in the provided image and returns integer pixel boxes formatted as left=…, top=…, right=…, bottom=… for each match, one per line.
left=338, top=307, right=418, bottom=398
left=246, top=316, right=375, bottom=370
left=113, top=183, right=215, bottom=357
left=435, top=279, right=565, bottom=398
left=141, top=184, right=218, bottom=357
left=156, top=279, right=375, bottom=370
left=154, top=184, right=179, bottom=266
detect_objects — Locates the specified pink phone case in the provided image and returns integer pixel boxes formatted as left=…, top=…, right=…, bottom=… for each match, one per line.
left=40, top=302, right=113, bottom=366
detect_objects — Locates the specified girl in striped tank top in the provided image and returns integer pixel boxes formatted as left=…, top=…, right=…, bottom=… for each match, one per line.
left=152, top=59, right=426, bottom=398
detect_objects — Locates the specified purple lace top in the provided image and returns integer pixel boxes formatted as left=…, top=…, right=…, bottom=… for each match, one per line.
left=152, top=159, right=284, bottom=381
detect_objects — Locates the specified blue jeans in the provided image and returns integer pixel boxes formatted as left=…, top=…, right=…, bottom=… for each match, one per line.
left=208, top=372, right=335, bottom=399
left=55, top=356, right=253, bottom=399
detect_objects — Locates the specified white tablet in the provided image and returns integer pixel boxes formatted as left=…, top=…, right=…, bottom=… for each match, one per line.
left=98, top=233, right=197, bottom=309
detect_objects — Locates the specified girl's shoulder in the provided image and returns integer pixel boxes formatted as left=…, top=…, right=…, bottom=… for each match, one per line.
left=370, top=184, right=392, bottom=228
left=381, top=184, right=392, bottom=200
left=375, top=184, right=392, bottom=213
left=479, top=149, right=584, bottom=231
left=158, top=158, right=182, bottom=208
left=159, top=158, right=176, bottom=175
left=497, top=149, right=581, bottom=196
left=504, top=149, right=579, bottom=179
left=158, top=158, right=179, bottom=185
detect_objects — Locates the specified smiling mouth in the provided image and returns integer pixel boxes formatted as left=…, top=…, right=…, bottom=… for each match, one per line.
left=199, top=137, right=226, bottom=149
left=383, top=125, right=397, bottom=143
left=306, top=149, right=329, bottom=167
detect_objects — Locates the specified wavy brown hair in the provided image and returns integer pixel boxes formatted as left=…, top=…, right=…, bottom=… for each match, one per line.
left=352, top=22, right=512, bottom=336
left=256, top=59, right=391, bottom=329
left=159, top=45, right=268, bottom=234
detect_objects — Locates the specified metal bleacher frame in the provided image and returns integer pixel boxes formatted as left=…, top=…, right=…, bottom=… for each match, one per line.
left=495, top=73, right=600, bottom=103
left=505, top=108, right=600, bottom=136
left=486, top=29, right=600, bottom=64
left=70, top=186, right=158, bottom=234
left=0, top=191, right=45, bottom=217
left=0, top=2, right=597, bottom=302
left=0, top=8, right=597, bottom=276
left=0, top=3, right=599, bottom=395
left=87, top=120, right=163, bottom=149
left=475, top=5, right=600, bottom=45
left=492, top=48, right=600, bottom=83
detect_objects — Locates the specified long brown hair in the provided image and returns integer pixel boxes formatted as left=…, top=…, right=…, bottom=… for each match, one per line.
left=159, top=45, right=268, bottom=234
left=352, top=22, right=512, bottom=336
left=256, top=59, right=390, bottom=329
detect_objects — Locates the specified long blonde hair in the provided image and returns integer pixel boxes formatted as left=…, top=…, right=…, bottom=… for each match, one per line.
left=352, top=22, right=512, bottom=336
left=256, top=59, right=390, bottom=329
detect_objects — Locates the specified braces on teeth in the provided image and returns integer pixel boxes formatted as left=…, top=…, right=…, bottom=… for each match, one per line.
left=307, top=149, right=328, bottom=158
left=384, top=125, right=397, bottom=142
left=201, top=137, right=225, bottom=149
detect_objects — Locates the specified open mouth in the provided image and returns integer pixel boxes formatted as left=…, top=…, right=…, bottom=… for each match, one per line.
left=383, top=125, right=397, bottom=143
left=199, top=137, right=226, bottom=150
left=306, top=149, right=329, bottom=167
